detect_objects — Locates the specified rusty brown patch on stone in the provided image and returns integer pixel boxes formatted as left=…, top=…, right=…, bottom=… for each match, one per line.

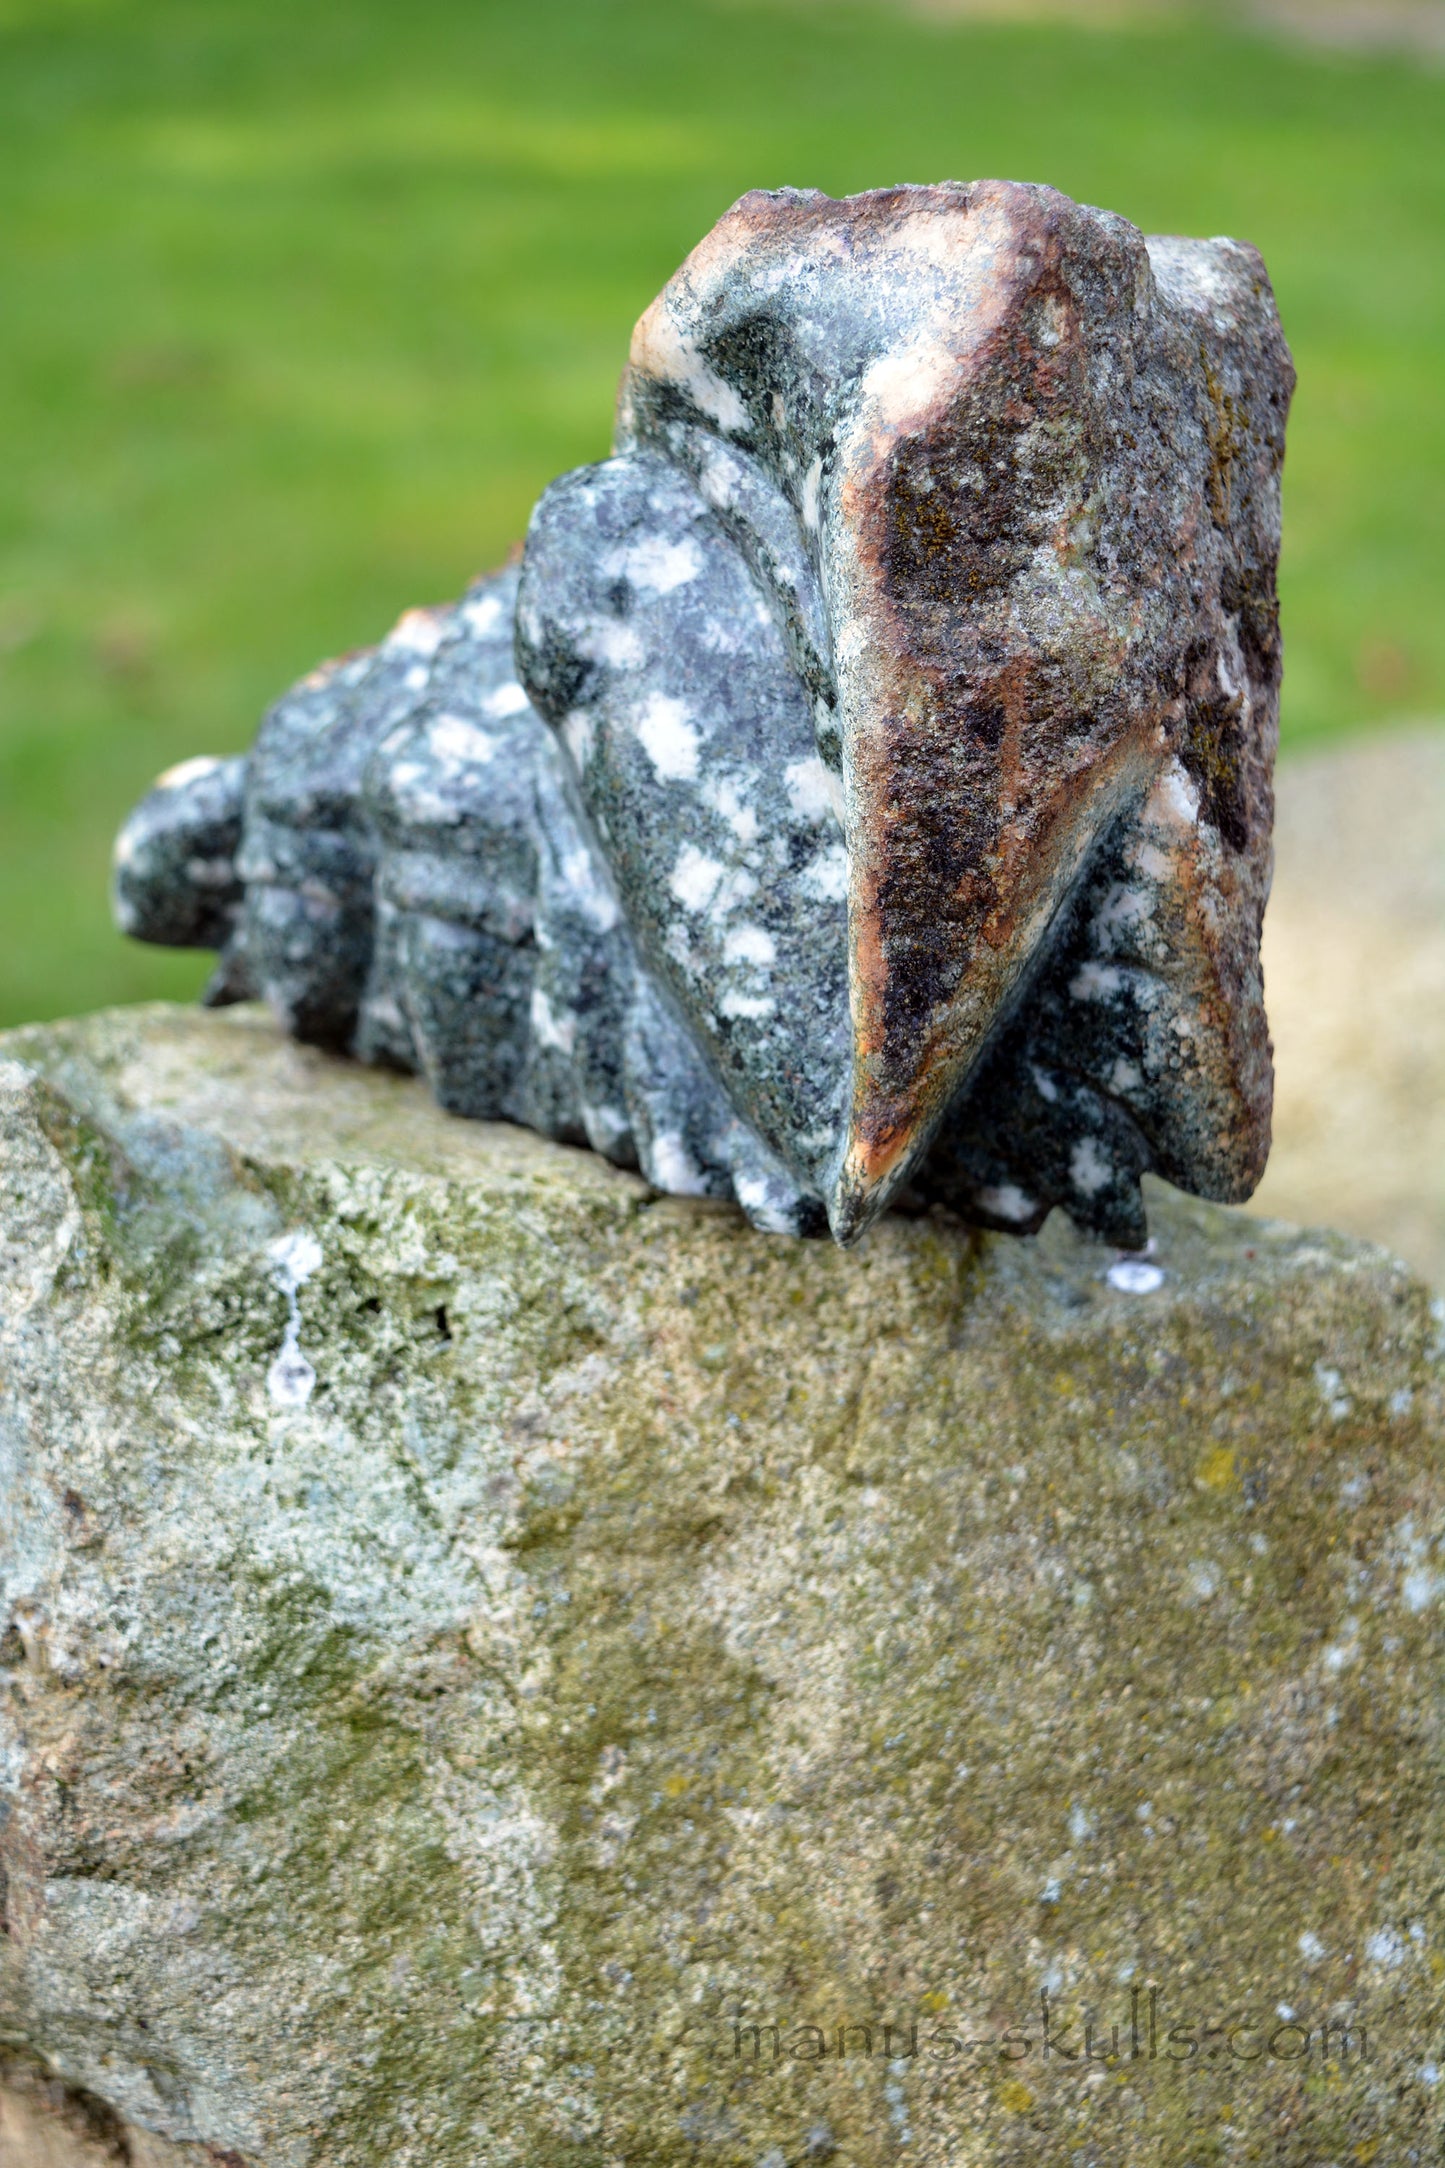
left=829, top=187, right=1177, bottom=1227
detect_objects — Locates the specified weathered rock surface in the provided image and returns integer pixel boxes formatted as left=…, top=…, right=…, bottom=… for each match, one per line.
left=1, top=1004, right=1443, bottom=2167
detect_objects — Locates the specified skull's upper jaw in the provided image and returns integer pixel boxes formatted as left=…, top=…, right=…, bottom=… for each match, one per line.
left=618, top=180, right=1250, bottom=1244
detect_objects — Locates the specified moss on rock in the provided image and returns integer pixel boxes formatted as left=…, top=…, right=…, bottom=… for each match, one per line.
left=1, top=1005, right=1442, bottom=2166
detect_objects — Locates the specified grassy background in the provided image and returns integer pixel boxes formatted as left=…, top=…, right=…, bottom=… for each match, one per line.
left=1, top=0, right=1441, bottom=1027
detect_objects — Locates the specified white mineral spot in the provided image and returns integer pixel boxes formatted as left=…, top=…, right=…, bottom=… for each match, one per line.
left=558, top=845, right=620, bottom=933
left=1108, top=1257, right=1164, bottom=1294
left=562, top=709, right=595, bottom=769
left=733, top=1175, right=793, bottom=1234
left=647, top=1130, right=709, bottom=1197
left=722, top=924, right=776, bottom=969
left=1068, top=1804, right=1094, bottom=1843
left=1096, top=883, right=1151, bottom=931
left=1070, top=1136, right=1111, bottom=1197
left=363, top=992, right=406, bottom=1035
left=1313, top=1363, right=1352, bottom=1421
left=719, top=990, right=775, bottom=1021
left=481, top=681, right=531, bottom=720
left=801, top=455, right=823, bottom=533
left=1298, top=1932, right=1325, bottom=1963
left=1276, top=2004, right=1295, bottom=2021
left=1389, top=1386, right=1414, bottom=1419
left=602, top=532, right=704, bottom=597
left=530, top=987, right=577, bottom=1056
left=1154, top=758, right=1201, bottom=827
left=266, top=1230, right=322, bottom=1409
left=1110, top=1057, right=1143, bottom=1093
left=1402, top=1567, right=1439, bottom=1614
left=1069, top=961, right=1124, bottom=1001
left=635, top=693, right=701, bottom=781
left=461, top=592, right=504, bottom=638
left=798, top=843, right=848, bottom=903
left=581, top=1102, right=630, bottom=1154
left=1031, top=1064, right=1059, bottom=1103
left=385, top=608, right=447, bottom=658
left=579, top=619, right=645, bottom=670
left=978, top=1183, right=1038, bottom=1225
left=835, top=618, right=866, bottom=665
left=1186, top=1558, right=1221, bottom=1602
left=1035, top=292, right=1067, bottom=349
left=428, top=714, right=497, bottom=766
left=1366, top=1927, right=1406, bottom=1970
left=185, top=854, right=237, bottom=889
left=669, top=846, right=726, bottom=913
left=1421, top=2062, right=1441, bottom=2088
left=632, top=306, right=749, bottom=434
left=1217, top=648, right=1244, bottom=703
left=693, top=442, right=737, bottom=512
left=664, top=922, right=693, bottom=971
left=157, top=755, right=224, bottom=791
left=387, top=763, right=457, bottom=827
left=711, top=867, right=758, bottom=917
left=1129, top=837, right=1173, bottom=882
left=784, top=754, right=843, bottom=829
left=698, top=616, right=743, bottom=655
left=702, top=776, right=760, bottom=845
left=860, top=336, right=960, bottom=432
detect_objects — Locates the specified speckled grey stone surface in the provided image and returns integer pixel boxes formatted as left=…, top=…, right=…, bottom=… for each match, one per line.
left=114, top=181, right=1293, bottom=1250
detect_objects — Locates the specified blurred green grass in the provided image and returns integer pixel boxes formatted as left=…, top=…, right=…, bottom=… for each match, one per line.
left=1, top=0, right=1441, bottom=1026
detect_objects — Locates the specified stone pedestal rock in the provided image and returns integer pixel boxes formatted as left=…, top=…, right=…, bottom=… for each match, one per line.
left=0, top=1006, right=1441, bottom=2166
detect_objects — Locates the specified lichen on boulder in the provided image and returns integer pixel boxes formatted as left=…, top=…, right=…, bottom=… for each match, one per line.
left=1, top=1004, right=1442, bottom=2166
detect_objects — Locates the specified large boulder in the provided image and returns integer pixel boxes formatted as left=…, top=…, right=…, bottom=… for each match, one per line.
left=1, top=1004, right=1442, bottom=2167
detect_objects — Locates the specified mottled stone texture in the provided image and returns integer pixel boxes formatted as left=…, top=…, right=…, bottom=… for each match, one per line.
left=2, top=1005, right=1443, bottom=2168
left=114, top=182, right=1293, bottom=1251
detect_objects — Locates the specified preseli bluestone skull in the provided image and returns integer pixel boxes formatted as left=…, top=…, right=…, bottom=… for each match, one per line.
left=114, top=181, right=1294, bottom=1247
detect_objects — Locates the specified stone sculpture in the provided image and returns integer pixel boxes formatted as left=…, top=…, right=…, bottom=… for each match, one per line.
left=113, top=180, right=1294, bottom=1247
